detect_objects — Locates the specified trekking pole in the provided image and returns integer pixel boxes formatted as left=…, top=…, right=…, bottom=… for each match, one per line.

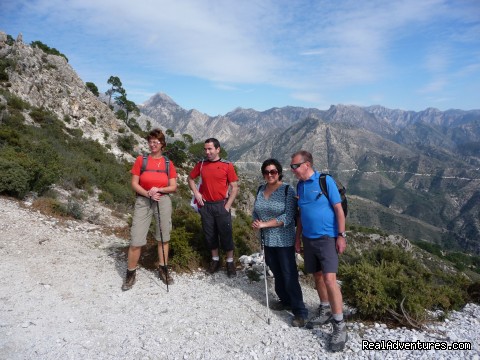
left=261, top=230, right=270, bottom=325
left=156, top=200, right=169, bottom=292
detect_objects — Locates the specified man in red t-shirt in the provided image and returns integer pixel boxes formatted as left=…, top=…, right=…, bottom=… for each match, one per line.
left=188, top=138, right=239, bottom=277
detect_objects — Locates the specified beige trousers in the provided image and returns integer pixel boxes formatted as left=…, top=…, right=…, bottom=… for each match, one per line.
left=130, top=195, right=172, bottom=246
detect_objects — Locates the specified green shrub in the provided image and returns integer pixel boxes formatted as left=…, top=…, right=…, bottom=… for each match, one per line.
left=340, top=245, right=470, bottom=326
left=101, top=181, right=135, bottom=205
left=0, top=158, right=30, bottom=198
left=67, top=198, right=83, bottom=219
left=29, top=108, right=59, bottom=129
left=169, top=227, right=202, bottom=269
left=165, top=141, right=188, bottom=167
left=117, top=134, right=137, bottom=153
left=98, top=191, right=114, bottom=205
left=233, top=209, right=258, bottom=256
left=0, top=58, right=14, bottom=82
left=85, top=82, right=99, bottom=96
left=32, top=197, right=67, bottom=217
left=66, top=128, right=83, bottom=137
left=31, top=41, right=68, bottom=62
left=88, top=116, right=96, bottom=125
left=115, top=109, right=126, bottom=121
left=0, top=127, right=21, bottom=146
left=6, top=93, right=29, bottom=110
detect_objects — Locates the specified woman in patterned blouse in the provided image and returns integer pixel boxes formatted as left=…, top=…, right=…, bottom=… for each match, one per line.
left=252, top=158, right=308, bottom=327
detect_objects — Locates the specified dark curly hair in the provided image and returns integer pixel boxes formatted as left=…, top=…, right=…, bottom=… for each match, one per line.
left=261, top=158, right=283, bottom=180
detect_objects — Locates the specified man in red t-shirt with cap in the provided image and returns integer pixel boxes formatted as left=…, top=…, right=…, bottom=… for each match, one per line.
left=188, top=138, right=239, bottom=277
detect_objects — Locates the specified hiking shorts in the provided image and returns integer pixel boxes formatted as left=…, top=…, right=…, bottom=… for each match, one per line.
left=302, top=235, right=338, bottom=274
left=130, top=195, right=172, bottom=246
left=199, top=200, right=234, bottom=251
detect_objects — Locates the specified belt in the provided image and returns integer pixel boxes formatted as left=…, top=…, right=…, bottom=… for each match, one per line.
left=136, top=193, right=167, bottom=198
left=204, top=199, right=226, bottom=204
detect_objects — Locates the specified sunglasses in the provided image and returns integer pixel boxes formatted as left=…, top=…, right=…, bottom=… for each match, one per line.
left=290, top=161, right=305, bottom=170
left=263, top=169, right=279, bottom=176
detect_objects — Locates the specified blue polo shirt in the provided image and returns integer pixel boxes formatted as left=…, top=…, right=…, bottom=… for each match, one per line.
left=297, top=171, right=341, bottom=238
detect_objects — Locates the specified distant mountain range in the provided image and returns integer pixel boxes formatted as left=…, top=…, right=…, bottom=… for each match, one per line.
left=140, top=93, right=480, bottom=254
left=1, top=31, right=479, bottom=254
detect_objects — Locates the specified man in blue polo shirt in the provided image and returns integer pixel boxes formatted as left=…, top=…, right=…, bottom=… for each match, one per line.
left=291, top=150, right=347, bottom=352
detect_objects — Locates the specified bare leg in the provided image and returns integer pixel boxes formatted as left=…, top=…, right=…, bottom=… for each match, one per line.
left=127, top=246, right=142, bottom=270
left=323, top=272, right=343, bottom=315
left=158, top=242, right=170, bottom=266
left=314, top=271, right=330, bottom=303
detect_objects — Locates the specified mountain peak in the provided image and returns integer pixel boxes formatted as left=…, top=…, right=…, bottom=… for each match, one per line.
left=144, top=92, right=178, bottom=107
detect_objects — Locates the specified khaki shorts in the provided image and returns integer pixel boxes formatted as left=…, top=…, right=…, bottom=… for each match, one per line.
left=130, top=195, right=172, bottom=246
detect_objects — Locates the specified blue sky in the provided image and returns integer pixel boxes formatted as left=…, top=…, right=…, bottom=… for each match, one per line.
left=1, top=0, right=479, bottom=116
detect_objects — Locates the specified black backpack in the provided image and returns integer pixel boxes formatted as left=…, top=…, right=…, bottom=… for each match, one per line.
left=140, top=154, right=170, bottom=177
left=319, top=174, right=348, bottom=217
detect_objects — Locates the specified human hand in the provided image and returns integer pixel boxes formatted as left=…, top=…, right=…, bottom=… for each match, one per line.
left=294, top=238, right=302, bottom=253
left=148, top=187, right=159, bottom=197
left=336, top=236, right=347, bottom=254
left=195, top=193, right=204, bottom=207
left=252, top=219, right=263, bottom=229
left=150, top=192, right=162, bottom=201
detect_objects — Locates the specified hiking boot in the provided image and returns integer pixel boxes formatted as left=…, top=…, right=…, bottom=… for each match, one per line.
left=208, top=260, right=220, bottom=274
left=306, top=305, right=332, bottom=329
left=158, top=265, right=174, bottom=285
left=121, top=269, right=136, bottom=291
left=269, top=300, right=292, bottom=311
left=226, top=261, right=237, bottom=277
left=330, top=320, right=348, bottom=352
left=291, top=316, right=305, bottom=327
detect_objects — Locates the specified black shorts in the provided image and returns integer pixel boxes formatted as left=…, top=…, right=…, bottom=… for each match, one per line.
left=199, top=201, right=234, bottom=251
left=303, top=235, right=338, bottom=274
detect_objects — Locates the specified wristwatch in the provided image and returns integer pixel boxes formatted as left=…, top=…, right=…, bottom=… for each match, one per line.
left=338, top=232, right=347, bottom=238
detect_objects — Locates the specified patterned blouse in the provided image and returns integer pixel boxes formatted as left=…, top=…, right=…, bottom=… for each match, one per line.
left=253, top=183, right=297, bottom=247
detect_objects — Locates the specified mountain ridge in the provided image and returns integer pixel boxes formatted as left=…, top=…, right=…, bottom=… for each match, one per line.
left=1, top=31, right=479, bottom=254
left=140, top=94, right=480, bottom=254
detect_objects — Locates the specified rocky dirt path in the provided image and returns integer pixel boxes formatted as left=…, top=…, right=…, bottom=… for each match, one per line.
left=1, top=196, right=479, bottom=359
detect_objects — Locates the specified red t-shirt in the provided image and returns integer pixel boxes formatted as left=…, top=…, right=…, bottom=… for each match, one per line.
left=189, top=159, right=238, bottom=202
left=131, top=155, right=177, bottom=191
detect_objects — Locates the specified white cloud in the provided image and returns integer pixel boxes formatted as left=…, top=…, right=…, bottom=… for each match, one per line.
left=4, top=0, right=479, bottom=111
left=418, top=78, right=448, bottom=94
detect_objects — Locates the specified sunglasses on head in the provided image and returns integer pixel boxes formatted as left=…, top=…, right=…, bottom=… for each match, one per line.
left=290, top=161, right=305, bottom=170
left=263, top=169, right=279, bottom=176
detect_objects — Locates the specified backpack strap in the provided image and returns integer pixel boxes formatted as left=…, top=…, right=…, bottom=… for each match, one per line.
left=164, top=156, right=170, bottom=178
left=140, top=153, right=148, bottom=175
left=319, top=173, right=332, bottom=204
left=140, top=154, right=170, bottom=177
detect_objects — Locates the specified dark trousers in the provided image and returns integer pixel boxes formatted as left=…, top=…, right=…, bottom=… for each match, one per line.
left=265, top=245, right=308, bottom=318
left=199, top=201, right=234, bottom=251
